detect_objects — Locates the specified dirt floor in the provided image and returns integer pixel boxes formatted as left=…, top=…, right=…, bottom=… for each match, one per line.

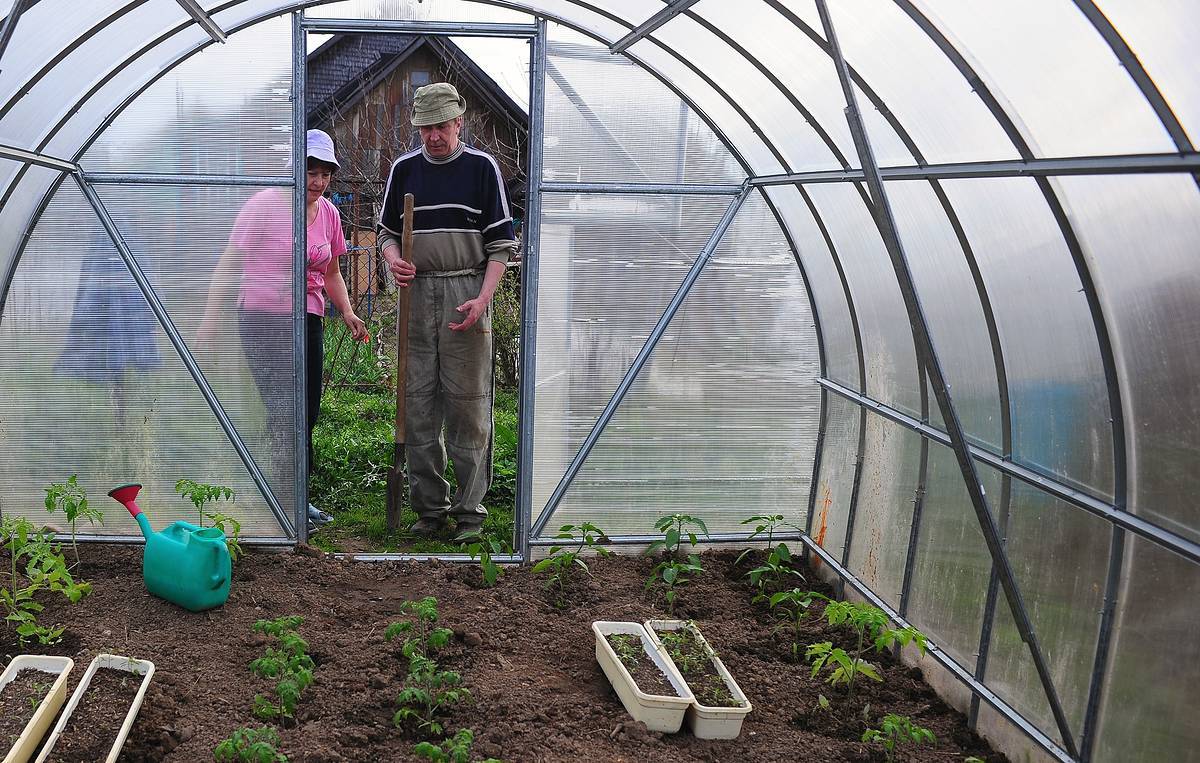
left=1, top=545, right=1005, bottom=762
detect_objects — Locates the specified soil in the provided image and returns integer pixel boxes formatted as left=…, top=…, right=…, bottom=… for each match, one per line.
left=651, top=626, right=743, bottom=708
left=0, top=545, right=1008, bottom=762
left=0, top=667, right=57, bottom=745
left=44, top=667, right=143, bottom=762
left=604, top=634, right=680, bottom=697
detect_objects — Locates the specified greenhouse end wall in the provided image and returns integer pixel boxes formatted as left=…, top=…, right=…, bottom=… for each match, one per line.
left=0, top=2, right=1196, bottom=762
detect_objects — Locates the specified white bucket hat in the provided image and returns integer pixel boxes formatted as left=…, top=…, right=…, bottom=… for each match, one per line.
left=306, top=129, right=339, bottom=170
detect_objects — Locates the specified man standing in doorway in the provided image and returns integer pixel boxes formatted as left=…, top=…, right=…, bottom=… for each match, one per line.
left=378, top=82, right=518, bottom=542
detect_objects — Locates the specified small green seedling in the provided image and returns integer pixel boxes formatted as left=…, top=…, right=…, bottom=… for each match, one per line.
left=460, top=535, right=509, bottom=588
left=807, top=600, right=927, bottom=701
left=644, top=514, right=709, bottom=616
left=385, top=597, right=452, bottom=662
left=214, top=726, right=288, bottom=762
left=768, top=589, right=825, bottom=659
left=861, top=714, right=936, bottom=762
left=44, top=475, right=103, bottom=566
left=531, top=522, right=610, bottom=607
left=174, top=479, right=234, bottom=527
left=736, top=514, right=801, bottom=564
left=249, top=616, right=314, bottom=722
left=607, top=634, right=642, bottom=671
left=1, top=515, right=91, bottom=646
left=388, top=598, right=470, bottom=737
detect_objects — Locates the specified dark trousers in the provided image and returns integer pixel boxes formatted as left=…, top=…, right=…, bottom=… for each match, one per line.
left=239, top=310, right=324, bottom=476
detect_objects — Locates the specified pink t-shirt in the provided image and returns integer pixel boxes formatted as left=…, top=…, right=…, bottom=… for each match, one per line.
left=230, top=189, right=347, bottom=315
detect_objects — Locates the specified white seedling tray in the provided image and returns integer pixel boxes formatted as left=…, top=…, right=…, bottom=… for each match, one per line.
left=593, top=620, right=693, bottom=733
left=35, top=654, right=155, bottom=763
left=646, top=619, right=752, bottom=739
left=1, top=655, right=74, bottom=763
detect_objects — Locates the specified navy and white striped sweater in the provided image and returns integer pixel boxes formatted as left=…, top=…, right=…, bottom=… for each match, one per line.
left=378, top=143, right=517, bottom=272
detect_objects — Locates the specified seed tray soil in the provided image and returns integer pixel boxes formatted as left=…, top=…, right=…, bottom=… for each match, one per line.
left=44, top=667, right=142, bottom=762
left=0, top=545, right=1005, bottom=762
left=0, top=667, right=56, bottom=743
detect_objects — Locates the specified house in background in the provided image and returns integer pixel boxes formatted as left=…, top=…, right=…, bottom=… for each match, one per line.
left=306, top=33, right=529, bottom=252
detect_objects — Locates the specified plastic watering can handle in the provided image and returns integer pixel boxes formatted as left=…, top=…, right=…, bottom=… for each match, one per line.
left=211, top=542, right=226, bottom=590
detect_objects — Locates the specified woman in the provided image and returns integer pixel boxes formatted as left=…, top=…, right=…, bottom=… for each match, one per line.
left=199, top=129, right=366, bottom=527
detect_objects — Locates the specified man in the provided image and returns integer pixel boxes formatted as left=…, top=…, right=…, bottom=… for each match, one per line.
left=378, top=82, right=517, bottom=542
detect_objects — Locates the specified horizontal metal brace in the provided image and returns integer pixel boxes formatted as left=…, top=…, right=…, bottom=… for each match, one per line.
left=71, top=533, right=294, bottom=546
left=0, top=143, right=77, bottom=172
left=541, top=181, right=744, bottom=195
left=751, top=152, right=1200, bottom=186
left=337, top=553, right=524, bottom=564
left=801, top=535, right=1075, bottom=763
left=819, top=377, right=1200, bottom=565
left=530, top=530, right=804, bottom=547
left=300, top=17, right=539, bottom=38
left=84, top=172, right=292, bottom=187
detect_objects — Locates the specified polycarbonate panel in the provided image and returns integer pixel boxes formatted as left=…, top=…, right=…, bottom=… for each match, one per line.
left=544, top=36, right=743, bottom=185
left=905, top=446, right=996, bottom=670
left=651, top=8, right=845, bottom=172
left=812, top=392, right=859, bottom=562
left=824, top=0, right=1019, bottom=164
left=0, top=182, right=292, bottom=536
left=530, top=192, right=733, bottom=529
left=919, top=0, right=1174, bottom=156
left=1096, top=537, right=1200, bottom=762
left=765, top=185, right=858, bottom=387
left=1055, top=174, right=1200, bottom=543
left=83, top=14, right=292, bottom=176
left=984, top=480, right=1109, bottom=745
left=886, top=179, right=1001, bottom=450
left=0, top=2, right=127, bottom=116
left=805, top=183, right=921, bottom=417
left=0, top=1, right=203, bottom=150
left=942, top=178, right=1114, bottom=499
left=306, top=0, right=533, bottom=22
left=1096, top=0, right=1200, bottom=146
left=626, top=38, right=783, bottom=175
left=547, top=194, right=820, bottom=534
left=92, top=181, right=298, bottom=523
left=846, top=416, right=923, bottom=609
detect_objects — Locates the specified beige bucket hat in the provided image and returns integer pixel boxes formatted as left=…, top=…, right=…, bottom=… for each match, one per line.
left=411, top=82, right=467, bottom=127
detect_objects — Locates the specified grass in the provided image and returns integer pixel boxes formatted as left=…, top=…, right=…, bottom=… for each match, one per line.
left=309, top=318, right=516, bottom=554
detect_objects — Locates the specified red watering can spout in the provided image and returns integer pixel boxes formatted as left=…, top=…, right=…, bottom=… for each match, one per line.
left=108, top=483, right=143, bottom=515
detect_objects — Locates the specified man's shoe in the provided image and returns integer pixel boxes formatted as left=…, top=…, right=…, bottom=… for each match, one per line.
left=409, top=517, right=447, bottom=537
left=452, top=521, right=484, bottom=543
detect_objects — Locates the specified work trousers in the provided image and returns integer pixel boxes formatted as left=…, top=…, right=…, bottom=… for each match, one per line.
left=406, top=271, right=493, bottom=523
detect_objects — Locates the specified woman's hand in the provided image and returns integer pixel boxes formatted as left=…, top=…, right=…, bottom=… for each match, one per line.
left=342, top=310, right=369, bottom=342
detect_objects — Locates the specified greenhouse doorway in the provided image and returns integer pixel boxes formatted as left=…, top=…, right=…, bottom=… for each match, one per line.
left=297, top=12, right=542, bottom=561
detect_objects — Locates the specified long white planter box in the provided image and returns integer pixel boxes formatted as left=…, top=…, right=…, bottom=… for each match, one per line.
left=593, top=620, right=693, bottom=733
left=1, top=655, right=74, bottom=763
left=35, top=654, right=155, bottom=763
left=646, top=619, right=752, bottom=739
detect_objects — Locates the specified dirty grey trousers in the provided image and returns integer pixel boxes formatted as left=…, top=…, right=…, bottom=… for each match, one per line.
left=406, top=271, right=492, bottom=523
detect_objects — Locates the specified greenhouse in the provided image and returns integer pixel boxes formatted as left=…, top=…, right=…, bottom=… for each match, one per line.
left=0, top=0, right=1196, bottom=761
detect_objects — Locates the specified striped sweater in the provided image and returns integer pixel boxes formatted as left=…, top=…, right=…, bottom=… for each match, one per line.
left=378, top=143, right=517, bottom=272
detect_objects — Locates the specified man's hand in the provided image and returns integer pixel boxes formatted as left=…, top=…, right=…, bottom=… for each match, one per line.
left=387, top=255, right=416, bottom=287
left=342, top=310, right=369, bottom=341
left=449, top=296, right=488, bottom=332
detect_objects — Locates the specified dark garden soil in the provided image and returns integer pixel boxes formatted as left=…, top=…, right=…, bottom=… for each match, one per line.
left=0, top=667, right=57, bottom=743
left=603, top=634, right=680, bottom=697
left=0, top=545, right=1007, bottom=762
left=44, top=667, right=143, bottom=762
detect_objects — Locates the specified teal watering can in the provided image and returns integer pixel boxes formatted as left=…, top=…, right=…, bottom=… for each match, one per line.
left=108, top=483, right=231, bottom=612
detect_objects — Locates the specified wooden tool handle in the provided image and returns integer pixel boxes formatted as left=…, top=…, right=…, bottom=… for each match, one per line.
left=394, top=193, right=414, bottom=444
